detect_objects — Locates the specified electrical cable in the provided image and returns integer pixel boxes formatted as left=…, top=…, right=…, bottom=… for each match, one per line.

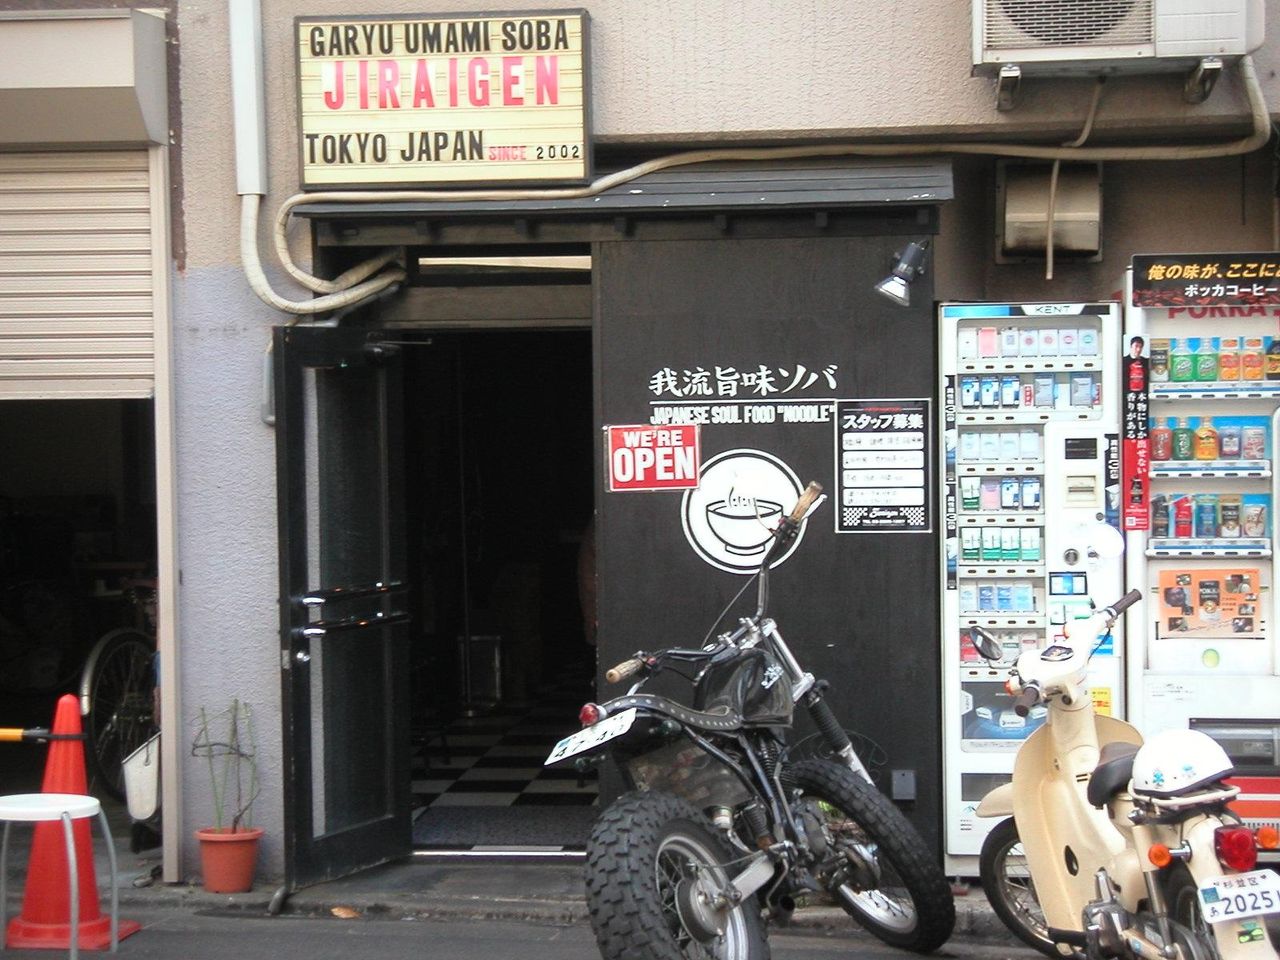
left=243, top=56, right=1271, bottom=316
left=1046, top=77, right=1107, bottom=280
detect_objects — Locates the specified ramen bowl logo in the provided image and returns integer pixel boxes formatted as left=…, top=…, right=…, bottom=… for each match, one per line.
left=681, top=449, right=805, bottom=575
left=705, top=493, right=783, bottom=555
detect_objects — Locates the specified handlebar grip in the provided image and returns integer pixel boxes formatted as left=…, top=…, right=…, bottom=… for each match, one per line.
left=787, top=481, right=824, bottom=523
left=1013, top=685, right=1041, bottom=718
left=1107, top=589, right=1142, bottom=616
left=605, top=658, right=644, bottom=684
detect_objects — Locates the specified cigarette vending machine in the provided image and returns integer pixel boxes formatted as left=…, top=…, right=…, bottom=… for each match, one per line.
left=1122, top=257, right=1280, bottom=844
left=939, top=301, right=1126, bottom=874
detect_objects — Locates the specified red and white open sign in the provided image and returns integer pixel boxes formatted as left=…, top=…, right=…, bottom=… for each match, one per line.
left=606, top=424, right=700, bottom=491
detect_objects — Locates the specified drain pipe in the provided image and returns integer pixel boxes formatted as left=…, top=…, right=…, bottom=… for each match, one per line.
left=227, top=0, right=404, bottom=315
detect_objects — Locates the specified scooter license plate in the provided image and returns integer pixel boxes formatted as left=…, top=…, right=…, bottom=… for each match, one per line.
left=1196, top=869, right=1280, bottom=923
left=544, top=708, right=638, bottom=766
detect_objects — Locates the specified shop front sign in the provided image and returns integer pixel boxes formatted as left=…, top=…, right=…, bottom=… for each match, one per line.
left=295, top=10, right=589, bottom=188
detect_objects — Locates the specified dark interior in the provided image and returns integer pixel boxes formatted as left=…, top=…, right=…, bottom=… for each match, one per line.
left=405, top=328, right=596, bottom=720
left=0, top=399, right=157, bottom=792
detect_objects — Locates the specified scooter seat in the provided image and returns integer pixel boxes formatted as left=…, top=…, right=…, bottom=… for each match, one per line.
left=1087, top=741, right=1140, bottom=808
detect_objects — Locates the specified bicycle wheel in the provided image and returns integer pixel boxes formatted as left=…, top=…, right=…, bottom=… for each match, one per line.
left=79, top=628, right=157, bottom=801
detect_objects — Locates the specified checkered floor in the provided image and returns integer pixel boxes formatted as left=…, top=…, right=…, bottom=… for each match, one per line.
left=411, top=689, right=599, bottom=811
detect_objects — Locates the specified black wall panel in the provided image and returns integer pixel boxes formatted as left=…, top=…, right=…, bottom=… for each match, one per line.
left=593, top=232, right=944, bottom=853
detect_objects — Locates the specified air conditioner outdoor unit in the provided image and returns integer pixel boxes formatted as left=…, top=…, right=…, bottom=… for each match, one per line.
left=974, top=0, right=1264, bottom=104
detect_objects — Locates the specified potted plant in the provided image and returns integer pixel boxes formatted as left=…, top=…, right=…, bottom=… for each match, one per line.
left=191, top=698, right=262, bottom=893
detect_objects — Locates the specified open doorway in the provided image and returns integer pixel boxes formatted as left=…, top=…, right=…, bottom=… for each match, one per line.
left=0, top=399, right=158, bottom=813
left=403, top=328, right=597, bottom=850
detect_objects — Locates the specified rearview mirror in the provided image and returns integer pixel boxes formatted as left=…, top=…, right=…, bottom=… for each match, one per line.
left=969, top=626, right=1003, bottom=662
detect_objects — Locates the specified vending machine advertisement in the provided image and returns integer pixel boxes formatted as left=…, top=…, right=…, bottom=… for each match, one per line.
left=1122, top=255, right=1280, bottom=846
left=938, top=301, right=1125, bottom=872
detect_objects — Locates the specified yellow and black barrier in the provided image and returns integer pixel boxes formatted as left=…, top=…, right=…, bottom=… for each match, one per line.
left=0, top=727, right=85, bottom=743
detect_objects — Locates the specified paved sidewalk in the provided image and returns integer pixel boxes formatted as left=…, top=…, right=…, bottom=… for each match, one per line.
left=2, top=815, right=1014, bottom=946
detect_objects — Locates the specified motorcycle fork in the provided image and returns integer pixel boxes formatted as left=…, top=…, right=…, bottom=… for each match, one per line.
left=759, top=619, right=873, bottom=784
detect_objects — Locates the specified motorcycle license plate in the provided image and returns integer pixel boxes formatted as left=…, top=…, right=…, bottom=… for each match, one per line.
left=1196, top=869, right=1280, bottom=923
left=544, top=708, right=638, bottom=766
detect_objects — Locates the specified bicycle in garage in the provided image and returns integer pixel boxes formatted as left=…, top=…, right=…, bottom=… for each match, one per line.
left=78, top=578, right=159, bottom=845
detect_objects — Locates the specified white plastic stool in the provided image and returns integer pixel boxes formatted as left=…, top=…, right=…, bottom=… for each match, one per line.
left=0, top=793, right=119, bottom=960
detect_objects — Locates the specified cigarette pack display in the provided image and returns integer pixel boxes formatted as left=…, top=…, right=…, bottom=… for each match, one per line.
left=1000, top=375, right=1021, bottom=407
left=977, top=327, right=999, bottom=357
left=1019, top=527, right=1041, bottom=561
left=1000, top=327, right=1020, bottom=356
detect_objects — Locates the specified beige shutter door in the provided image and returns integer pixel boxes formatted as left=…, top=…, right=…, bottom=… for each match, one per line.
left=0, top=150, right=154, bottom=399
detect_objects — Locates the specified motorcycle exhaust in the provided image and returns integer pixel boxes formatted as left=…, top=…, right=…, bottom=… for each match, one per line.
left=770, top=895, right=796, bottom=926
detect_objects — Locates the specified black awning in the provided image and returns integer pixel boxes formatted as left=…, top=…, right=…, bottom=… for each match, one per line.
left=292, top=158, right=953, bottom=221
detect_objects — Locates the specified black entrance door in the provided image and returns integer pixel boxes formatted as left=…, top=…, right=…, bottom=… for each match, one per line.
left=274, top=325, right=411, bottom=890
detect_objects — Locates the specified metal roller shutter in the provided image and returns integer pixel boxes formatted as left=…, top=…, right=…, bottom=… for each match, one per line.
left=0, top=150, right=154, bottom=399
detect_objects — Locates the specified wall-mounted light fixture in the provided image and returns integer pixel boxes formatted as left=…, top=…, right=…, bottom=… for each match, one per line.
left=873, top=240, right=931, bottom=307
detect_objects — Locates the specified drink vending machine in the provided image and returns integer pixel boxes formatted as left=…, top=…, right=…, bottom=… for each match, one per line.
left=1122, top=256, right=1280, bottom=845
left=939, top=301, right=1126, bottom=874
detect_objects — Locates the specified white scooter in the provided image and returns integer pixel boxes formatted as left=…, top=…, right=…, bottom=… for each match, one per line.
left=972, top=590, right=1280, bottom=960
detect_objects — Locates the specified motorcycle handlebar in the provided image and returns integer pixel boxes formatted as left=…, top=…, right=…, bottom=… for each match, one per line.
left=1105, top=589, right=1142, bottom=617
left=1012, top=684, right=1041, bottom=717
left=787, top=481, right=824, bottom=524
left=605, top=657, right=645, bottom=684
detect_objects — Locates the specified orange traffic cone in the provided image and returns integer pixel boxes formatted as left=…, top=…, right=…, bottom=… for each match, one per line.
left=6, top=694, right=141, bottom=950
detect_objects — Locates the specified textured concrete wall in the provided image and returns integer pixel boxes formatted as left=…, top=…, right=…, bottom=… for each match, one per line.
left=170, top=264, right=285, bottom=870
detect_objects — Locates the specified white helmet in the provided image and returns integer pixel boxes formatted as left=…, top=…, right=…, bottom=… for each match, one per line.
left=1131, top=729, right=1234, bottom=798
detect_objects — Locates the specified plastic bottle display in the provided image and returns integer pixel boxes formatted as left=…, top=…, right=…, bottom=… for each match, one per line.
left=1219, top=424, right=1242, bottom=459
left=1168, top=340, right=1195, bottom=382
left=1193, top=341, right=1219, bottom=382
left=1171, top=418, right=1194, bottom=461
left=1268, top=339, right=1280, bottom=380
left=1149, top=418, right=1173, bottom=461
left=1193, top=418, right=1219, bottom=460
left=1194, top=494, right=1218, bottom=536
left=1242, top=338, right=1266, bottom=380
left=1150, top=495, right=1169, bottom=537
left=1218, top=338, right=1241, bottom=381
left=1173, top=496, right=1193, bottom=537
left=1149, top=339, right=1169, bottom=382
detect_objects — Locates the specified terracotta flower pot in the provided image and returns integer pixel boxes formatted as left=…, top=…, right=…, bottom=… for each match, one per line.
left=195, top=826, right=263, bottom=893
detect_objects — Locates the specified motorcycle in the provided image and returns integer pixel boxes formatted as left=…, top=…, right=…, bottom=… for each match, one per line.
left=545, top=481, right=955, bottom=960
left=972, top=590, right=1280, bottom=960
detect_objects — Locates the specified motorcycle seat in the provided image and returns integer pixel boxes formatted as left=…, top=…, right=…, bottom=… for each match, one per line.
left=1087, top=741, right=1140, bottom=808
left=604, top=693, right=744, bottom=733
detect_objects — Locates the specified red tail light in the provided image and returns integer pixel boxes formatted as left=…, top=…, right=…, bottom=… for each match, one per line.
left=579, top=703, right=602, bottom=727
left=1215, top=826, right=1259, bottom=872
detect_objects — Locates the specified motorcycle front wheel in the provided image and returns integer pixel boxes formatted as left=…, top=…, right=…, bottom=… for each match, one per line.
left=978, top=817, right=1065, bottom=958
left=790, top=759, right=955, bottom=953
left=586, top=790, right=769, bottom=960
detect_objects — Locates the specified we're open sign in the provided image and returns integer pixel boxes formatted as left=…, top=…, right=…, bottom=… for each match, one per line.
left=606, top=425, right=700, bottom=492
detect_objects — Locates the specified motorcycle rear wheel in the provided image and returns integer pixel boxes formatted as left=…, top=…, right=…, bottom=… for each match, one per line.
left=586, top=790, right=770, bottom=960
left=790, top=759, right=955, bottom=953
left=1163, top=864, right=1246, bottom=960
